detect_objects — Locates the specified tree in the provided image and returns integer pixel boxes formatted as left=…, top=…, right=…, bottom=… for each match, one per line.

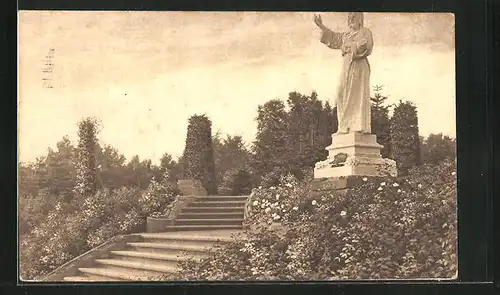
left=370, top=85, right=392, bottom=158
left=219, top=168, right=254, bottom=196
left=286, top=91, right=325, bottom=172
left=213, top=134, right=252, bottom=191
left=74, top=117, right=100, bottom=196
left=182, top=114, right=217, bottom=194
left=421, top=133, right=456, bottom=164
left=123, top=155, right=155, bottom=189
left=96, top=144, right=127, bottom=190
left=390, top=101, right=421, bottom=174
left=252, top=100, right=289, bottom=180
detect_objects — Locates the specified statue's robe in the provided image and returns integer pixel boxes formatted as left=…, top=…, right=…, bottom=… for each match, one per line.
left=320, top=27, right=374, bottom=134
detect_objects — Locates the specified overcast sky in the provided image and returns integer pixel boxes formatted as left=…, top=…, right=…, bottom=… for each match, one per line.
left=18, top=11, right=455, bottom=164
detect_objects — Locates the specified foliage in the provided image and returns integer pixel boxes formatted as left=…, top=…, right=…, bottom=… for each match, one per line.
left=251, top=93, right=337, bottom=185
left=182, top=114, right=217, bottom=194
left=95, top=144, right=127, bottom=190
left=420, top=133, right=456, bottom=164
left=370, top=85, right=392, bottom=158
left=285, top=91, right=333, bottom=170
left=172, top=161, right=457, bottom=280
left=74, top=117, right=100, bottom=196
left=251, top=100, right=289, bottom=179
left=19, top=174, right=178, bottom=280
left=390, top=101, right=421, bottom=175
left=212, top=134, right=252, bottom=192
left=218, top=168, right=254, bottom=196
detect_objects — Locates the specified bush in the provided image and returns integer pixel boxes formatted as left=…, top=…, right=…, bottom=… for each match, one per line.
left=218, top=169, right=254, bottom=196
left=19, top=177, right=178, bottom=280
left=172, top=160, right=457, bottom=280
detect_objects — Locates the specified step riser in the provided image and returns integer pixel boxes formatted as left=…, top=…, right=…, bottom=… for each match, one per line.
left=164, top=226, right=243, bottom=231
left=127, top=246, right=211, bottom=257
left=110, top=255, right=181, bottom=269
left=79, top=266, right=163, bottom=281
left=95, top=261, right=175, bottom=276
left=64, top=275, right=116, bottom=282
left=188, top=202, right=245, bottom=208
left=177, top=213, right=244, bottom=219
left=175, top=219, right=243, bottom=226
left=181, top=207, right=244, bottom=213
left=137, top=238, right=223, bottom=248
left=75, top=274, right=123, bottom=282
left=196, top=197, right=248, bottom=202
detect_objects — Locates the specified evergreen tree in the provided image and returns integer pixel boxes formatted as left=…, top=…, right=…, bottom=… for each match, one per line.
left=390, top=100, right=421, bottom=175
left=370, top=85, right=392, bottom=158
left=421, top=133, right=456, bottom=164
left=318, top=102, right=338, bottom=159
left=213, top=134, right=251, bottom=191
left=74, top=117, right=99, bottom=196
left=252, top=99, right=289, bottom=180
left=182, top=114, right=217, bottom=194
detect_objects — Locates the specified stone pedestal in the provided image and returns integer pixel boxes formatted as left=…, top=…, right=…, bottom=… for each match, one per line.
left=314, top=132, right=397, bottom=179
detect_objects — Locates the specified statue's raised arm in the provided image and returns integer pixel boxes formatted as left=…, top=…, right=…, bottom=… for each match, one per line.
left=314, top=14, right=343, bottom=50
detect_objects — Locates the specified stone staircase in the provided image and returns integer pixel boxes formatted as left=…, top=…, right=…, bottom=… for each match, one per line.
left=164, top=195, right=247, bottom=231
left=49, top=195, right=248, bottom=282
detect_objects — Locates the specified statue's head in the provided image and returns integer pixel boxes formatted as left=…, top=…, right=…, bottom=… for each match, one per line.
left=348, top=12, right=364, bottom=31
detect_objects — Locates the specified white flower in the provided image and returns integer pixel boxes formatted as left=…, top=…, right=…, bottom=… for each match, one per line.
left=261, top=204, right=266, bottom=209
left=276, top=194, right=280, bottom=200
left=270, top=186, right=276, bottom=190
left=397, top=189, right=402, bottom=193
left=286, top=183, right=293, bottom=187
left=253, top=200, right=259, bottom=206
left=418, top=184, right=423, bottom=188
left=451, top=172, right=456, bottom=176
left=340, top=211, right=347, bottom=217
left=393, top=183, right=399, bottom=187
left=362, top=177, right=368, bottom=182
left=265, top=207, right=271, bottom=214
left=312, top=200, right=317, bottom=205
left=292, top=206, right=299, bottom=211
left=273, top=215, right=281, bottom=220
left=377, top=187, right=383, bottom=191
left=258, top=186, right=262, bottom=189
left=380, top=182, right=386, bottom=186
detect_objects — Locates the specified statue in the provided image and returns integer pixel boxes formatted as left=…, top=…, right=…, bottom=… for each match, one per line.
left=314, top=12, right=373, bottom=134
left=311, top=13, right=397, bottom=180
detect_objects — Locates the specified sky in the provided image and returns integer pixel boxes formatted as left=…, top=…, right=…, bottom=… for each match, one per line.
left=18, top=11, right=456, bottom=165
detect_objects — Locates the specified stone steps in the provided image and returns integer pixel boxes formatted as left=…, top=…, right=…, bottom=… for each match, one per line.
left=95, top=258, right=177, bottom=274
left=78, top=266, right=160, bottom=281
left=63, top=275, right=115, bottom=282
left=138, top=232, right=234, bottom=244
left=181, top=206, right=244, bottom=213
left=175, top=218, right=244, bottom=226
left=164, top=225, right=243, bottom=231
left=197, top=196, right=248, bottom=202
left=110, top=250, right=201, bottom=263
left=59, top=193, right=249, bottom=282
left=177, top=212, right=244, bottom=219
left=187, top=200, right=246, bottom=208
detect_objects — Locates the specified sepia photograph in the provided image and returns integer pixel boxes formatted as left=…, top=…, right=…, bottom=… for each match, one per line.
left=18, top=11, right=457, bottom=282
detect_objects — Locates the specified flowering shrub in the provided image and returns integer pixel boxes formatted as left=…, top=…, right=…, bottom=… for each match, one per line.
left=19, top=177, right=178, bottom=280
left=174, top=160, right=457, bottom=280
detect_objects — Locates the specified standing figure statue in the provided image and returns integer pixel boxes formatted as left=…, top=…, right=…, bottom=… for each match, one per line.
left=314, top=12, right=373, bottom=134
